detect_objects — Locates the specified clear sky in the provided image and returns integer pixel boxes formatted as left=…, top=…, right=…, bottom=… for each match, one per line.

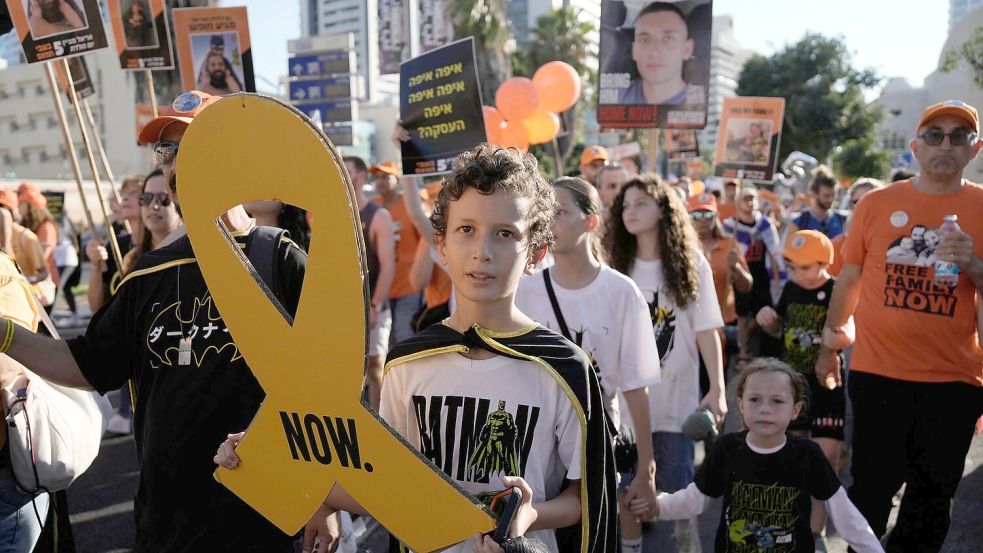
left=225, top=0, right=951, bottom=95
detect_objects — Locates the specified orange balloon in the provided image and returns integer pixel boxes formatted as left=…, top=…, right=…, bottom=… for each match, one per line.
left=499, top=120, right=530, bottom=152
left=521, top=108, right=560, bottom=145
left=482, top=106, right=504, bottom=144
left=495, top=77, right=539, bottom=122
left=532, top=61, right=582, bottom=113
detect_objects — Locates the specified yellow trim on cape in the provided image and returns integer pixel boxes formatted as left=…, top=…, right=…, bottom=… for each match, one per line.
left=473, top=325, right=591, bottom=552
left=115, top=258, right=197, bottom=290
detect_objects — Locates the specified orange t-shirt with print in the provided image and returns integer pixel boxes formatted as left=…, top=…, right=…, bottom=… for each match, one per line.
left=372, top=195, right=421, bottom=299
left=703, top=235, right=747, bottom=324
left=843, top=179, right=983, bottom=386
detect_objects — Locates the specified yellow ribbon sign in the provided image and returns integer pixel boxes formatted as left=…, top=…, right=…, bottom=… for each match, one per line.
left=178, top=94, right=493, bottom=551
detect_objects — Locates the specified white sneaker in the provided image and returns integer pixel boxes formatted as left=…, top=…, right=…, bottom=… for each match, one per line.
left=107, top=413, right=132, bottom=435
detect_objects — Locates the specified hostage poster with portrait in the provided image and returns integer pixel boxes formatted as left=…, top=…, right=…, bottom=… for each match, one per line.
left=172, top=6, right=255, bottom=96
left=714, top=96, right=786, bottom=182
left=106, top=0, right=174, bottom=70
left=665, top=128, right=700, bottom=160
left=597, top=0, right=711, bottom=128
left=378, top=0, right=409, bottom=74
left=5, top=0, right=109, bottom=63
left=53, top=53, right=94, bottom=103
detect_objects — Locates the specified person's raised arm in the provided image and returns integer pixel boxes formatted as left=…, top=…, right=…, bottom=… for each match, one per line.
left=408, top=239, right=434, bottom=292
left=371, top=209, right=396, bottom=317
left=85, top=237, right=108, bottom=311
left=400, top=176, right=435, bottom=246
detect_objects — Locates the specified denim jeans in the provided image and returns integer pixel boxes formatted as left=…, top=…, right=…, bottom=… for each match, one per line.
left=0, top=468, right=48, bottom=552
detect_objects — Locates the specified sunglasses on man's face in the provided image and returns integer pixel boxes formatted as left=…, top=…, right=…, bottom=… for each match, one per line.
left=690, top=211, right=717, bottom=220
left=139, top=192, right=172, bottom=207
left=918, top=128, right=977, bottom=147
left=153, top=141, right=180, bottom=166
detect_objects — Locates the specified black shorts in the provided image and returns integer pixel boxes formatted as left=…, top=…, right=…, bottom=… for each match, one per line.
left=789, top=372, right=846, bottom=440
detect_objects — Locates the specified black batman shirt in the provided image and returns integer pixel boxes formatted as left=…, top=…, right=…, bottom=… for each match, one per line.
left=67, top=230, right=305, bottom=553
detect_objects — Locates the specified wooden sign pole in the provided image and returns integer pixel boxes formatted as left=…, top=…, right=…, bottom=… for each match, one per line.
left=144, top=69, right=159, bottom=118
left=62, top=59, right=125, bottom=273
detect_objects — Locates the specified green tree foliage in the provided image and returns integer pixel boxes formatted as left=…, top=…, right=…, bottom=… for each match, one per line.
left=737, top=34, right=882, bottom=163
left=940, top=26, right=983, bottom=89
left=449, top=0, right=513, bottom=104
left=832, top=137, right=892, bottom=180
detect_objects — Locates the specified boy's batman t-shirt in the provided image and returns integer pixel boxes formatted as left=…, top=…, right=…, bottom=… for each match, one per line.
left=66, top=232, right=305, bottom=552
left=380, top=351, right=582, bottom=553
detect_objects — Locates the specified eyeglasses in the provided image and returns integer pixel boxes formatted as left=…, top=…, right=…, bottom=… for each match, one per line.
left=139, top=192, right=172, bottom=207
left=153, top=141, right=180, bottom=166
left=690, top=211, right=717, bottom=220
left=918, top=128, right=977, bottom=146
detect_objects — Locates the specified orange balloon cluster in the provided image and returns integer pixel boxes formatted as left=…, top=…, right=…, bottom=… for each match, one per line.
left=484, top=61, right=581, bottom=152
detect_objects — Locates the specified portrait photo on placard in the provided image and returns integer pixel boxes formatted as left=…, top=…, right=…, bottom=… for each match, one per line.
left=191, top=32, right=245, bottom=96
left=598, top=0, right=712, bottom=128
left=23, top=0, right=88, bottom=39
left=119, top=0, right=157, bottom=48
left=721, top=119, right=772, bottom=165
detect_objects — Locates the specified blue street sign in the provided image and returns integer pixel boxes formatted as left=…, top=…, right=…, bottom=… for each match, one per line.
left=289, top=77, right=353, bottom=101
left=294, top=101, right=355, bottom=125
left=288, top=51, right=354, bottom=78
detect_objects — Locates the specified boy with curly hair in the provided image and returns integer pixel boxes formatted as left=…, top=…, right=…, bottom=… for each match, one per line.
left=381, top=145, right=617, bottom=551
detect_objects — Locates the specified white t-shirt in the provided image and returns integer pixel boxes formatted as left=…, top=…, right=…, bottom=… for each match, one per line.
left=514, top=265, right=661, bottom=429
left=629, top=253, right=723, bottom=433
left=380, top=351, right=583, bottom=553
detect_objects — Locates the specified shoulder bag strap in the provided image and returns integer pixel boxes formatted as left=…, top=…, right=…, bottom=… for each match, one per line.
left=542, top=268, right=572, bottom=341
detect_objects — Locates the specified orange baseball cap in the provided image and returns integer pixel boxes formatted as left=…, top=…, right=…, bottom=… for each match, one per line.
left=580, top=145, right=609, bottom=165
left=917, top=100, right=979, bottom=134
left=782, top=230, right=834, bottom=266
left=138, top=90, right=222, bottom=143
left=687, top=192, right=717, bottom=212
left=369, top=161, right=400, bottom=177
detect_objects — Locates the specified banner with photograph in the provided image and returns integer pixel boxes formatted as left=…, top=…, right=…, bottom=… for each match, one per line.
left=53, top=54, right=94, bottom=103
left=379, top=0, right=409, bottom=75
left=665, top=129, right=700, bottom=160
left=419, top=0, right=452, bottom=53
left=399, top=37, right=486, bottom=176
left=714, top=96, right=786, bottom=182
left=5, top=0, right=108, bottom=63
left=172, top=7, right=254, bottom=96
left=106, top=0, right=174, bottom=70
left=597, top=0, right=711, bottom=128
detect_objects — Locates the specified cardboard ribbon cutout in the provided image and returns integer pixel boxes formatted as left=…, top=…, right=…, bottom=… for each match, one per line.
left=179, top=94, right=493, bottom=551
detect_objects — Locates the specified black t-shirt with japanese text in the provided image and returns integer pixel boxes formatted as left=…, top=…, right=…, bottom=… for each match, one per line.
left=67, top=231, right=306, bottom=553
left=695, top=432, right=841, bottom=553
left=774, top=278, right=835, bottom=375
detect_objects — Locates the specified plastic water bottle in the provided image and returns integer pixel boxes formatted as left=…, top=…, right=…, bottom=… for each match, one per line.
left=934, top=215, right=961, bottom=287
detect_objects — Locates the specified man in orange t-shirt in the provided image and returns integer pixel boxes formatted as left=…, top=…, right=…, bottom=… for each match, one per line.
left=822, top=100, right=983, bottom=551
left=370, top=161, right=423, bottom=346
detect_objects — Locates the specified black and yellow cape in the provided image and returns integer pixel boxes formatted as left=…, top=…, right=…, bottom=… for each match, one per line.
left=384, top=322, right=618, bottom=553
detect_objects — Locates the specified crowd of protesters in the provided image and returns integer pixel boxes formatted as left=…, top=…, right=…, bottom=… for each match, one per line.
left=0, top=88, right=978, bottom=553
